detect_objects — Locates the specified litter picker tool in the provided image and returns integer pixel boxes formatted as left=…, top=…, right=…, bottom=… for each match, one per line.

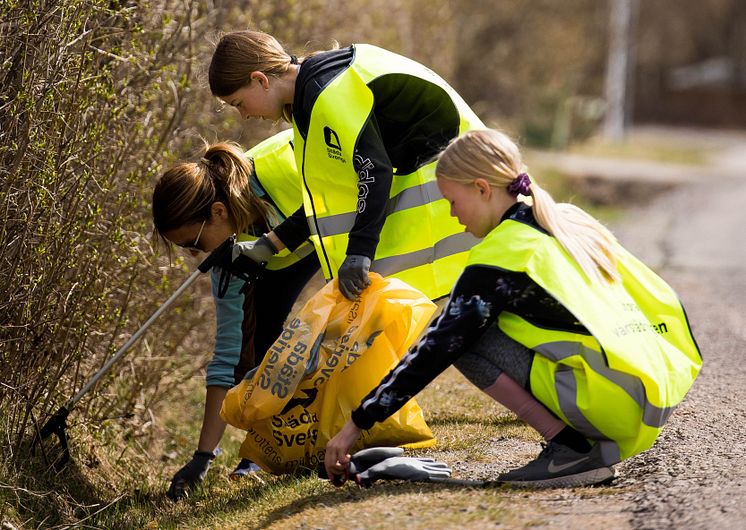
left=32, top=236, right=263, bottom=467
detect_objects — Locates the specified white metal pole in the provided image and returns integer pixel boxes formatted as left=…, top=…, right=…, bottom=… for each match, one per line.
left=65, top=268, right=203, bottom=409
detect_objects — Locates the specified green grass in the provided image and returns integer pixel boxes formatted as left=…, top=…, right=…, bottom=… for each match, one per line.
left=0, top=161, right=646, bottom=528
left=2, top=368, right=623, bottom=529
left=521, top=164, right=626, bottom=225
left=524, top=132, right=710, bottom=222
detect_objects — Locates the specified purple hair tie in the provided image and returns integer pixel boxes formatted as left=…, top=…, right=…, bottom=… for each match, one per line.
left=507, top=172, right=531, bottom=196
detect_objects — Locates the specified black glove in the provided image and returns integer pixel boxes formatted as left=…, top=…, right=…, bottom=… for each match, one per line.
left=167, top=450, right=216, bottom=501
left=231, top=235, right=278, bottom=264
left=355, top=456, right=452, bottom=487
left=338, top=254, right=372, bottom=300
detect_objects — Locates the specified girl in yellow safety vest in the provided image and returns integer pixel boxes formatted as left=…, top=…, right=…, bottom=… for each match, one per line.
left=324, top=129, right=701, bottom=488
left=152, top=134, right=320, bottom=500
left=208, top=30, right=484, bottom=302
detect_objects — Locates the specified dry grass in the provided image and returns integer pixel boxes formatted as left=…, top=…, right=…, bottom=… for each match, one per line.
left=567, top=135, right=708, bottom=166
left=1, top=328, right=627, bottom=530
left=128, top=369, right=620, bottom=529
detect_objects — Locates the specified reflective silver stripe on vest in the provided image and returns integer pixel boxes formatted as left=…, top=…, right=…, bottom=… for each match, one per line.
left=554, top=369, right=609, bottom=440
left=554, top=369, right=621, bottom=465
left=385, top=180, right=442, bottom=216
left=370, top=232, right=479, bottom=277
left=293, top=240, right=317, bottom=259
left=308, top=181, right=445, bottom=238
left=308, top=211, right=355, bottom=237
left=535, top=341, right=676, bottom=429
left=596, top=439, right=622, bottom=465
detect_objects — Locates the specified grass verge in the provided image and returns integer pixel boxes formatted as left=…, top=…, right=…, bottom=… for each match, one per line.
left=0, top=153, right=650, bottom=528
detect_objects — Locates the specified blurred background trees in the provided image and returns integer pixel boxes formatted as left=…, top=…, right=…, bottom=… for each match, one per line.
left=1, top=0, right=744, bottom=524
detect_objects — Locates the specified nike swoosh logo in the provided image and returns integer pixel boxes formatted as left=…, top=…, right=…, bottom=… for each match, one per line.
left=547, top=456, right=590, bottom=473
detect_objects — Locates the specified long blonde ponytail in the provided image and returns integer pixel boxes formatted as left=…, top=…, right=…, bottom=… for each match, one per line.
left=531, top=182, right=620, bottom=283
left=436, top=129, right=620, bottom=283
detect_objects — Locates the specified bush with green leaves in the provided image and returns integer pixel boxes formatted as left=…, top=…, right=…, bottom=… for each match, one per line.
left=0, top=0, right=213, bottom=463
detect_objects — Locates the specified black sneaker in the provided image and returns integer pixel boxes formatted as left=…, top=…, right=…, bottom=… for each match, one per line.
left=498, top=441, right=615, bottom=488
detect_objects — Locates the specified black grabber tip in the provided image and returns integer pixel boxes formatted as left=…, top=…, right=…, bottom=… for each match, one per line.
left=32, top=405, right=71, bottom=469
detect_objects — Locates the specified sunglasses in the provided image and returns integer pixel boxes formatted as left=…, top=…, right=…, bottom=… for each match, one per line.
left=178, top=219, right=206, bottom=252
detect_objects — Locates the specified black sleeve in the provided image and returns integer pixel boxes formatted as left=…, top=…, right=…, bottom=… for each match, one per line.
left=351, top=265, right=520, bottom=430
left=292, top=48, right=354, bottom=139
left=346, top=116, right=393, bottom=259
left=273, top=205, right=311, bottom=251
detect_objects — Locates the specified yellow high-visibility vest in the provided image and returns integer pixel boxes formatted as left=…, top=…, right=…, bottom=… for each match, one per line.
left=466, top=218, right=702, bottom=465
left=241, top=129, right=314, bottom=271
left=292, top=44, right=484, bottom=300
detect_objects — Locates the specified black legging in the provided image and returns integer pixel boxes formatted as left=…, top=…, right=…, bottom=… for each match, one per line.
left=233, top=251, right=320, bottom=383
left=453, top=326, right=534, bottom=390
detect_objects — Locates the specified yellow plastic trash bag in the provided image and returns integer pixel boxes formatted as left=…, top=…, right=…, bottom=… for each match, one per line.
left=221, top=273, right=437, bottom=474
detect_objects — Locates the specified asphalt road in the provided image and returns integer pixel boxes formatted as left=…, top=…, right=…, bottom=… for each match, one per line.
left=613, top=154, right=746, bottom=529
left=541, top=127, right=746, bottom=529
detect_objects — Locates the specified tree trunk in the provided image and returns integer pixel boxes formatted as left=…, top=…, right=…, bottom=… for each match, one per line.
left=603, top=0, right=639, bottom=141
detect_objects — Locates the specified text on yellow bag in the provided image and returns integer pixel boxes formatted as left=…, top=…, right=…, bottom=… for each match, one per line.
left=221, top=273, right=437, bottom=474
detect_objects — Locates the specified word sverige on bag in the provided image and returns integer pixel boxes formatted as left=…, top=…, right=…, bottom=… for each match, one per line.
left=222, top=274, right=437, bottom=474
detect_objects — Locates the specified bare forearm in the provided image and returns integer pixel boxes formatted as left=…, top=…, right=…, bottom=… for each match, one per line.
left=265, top=231, right=287, bottom=252
left=197, top=385, right=228, bottom=452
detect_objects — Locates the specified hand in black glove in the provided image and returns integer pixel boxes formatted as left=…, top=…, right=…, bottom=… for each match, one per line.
left=167, top=450, right=216, bottom=501
left=338, top=254, right=372, bottom=300
left=231, top=235, right=278, bottom=264
left=355, top=456, right=452, bottom=487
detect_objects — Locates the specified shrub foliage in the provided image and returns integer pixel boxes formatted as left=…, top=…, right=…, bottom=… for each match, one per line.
left=0, top=0, right=210, bottom=458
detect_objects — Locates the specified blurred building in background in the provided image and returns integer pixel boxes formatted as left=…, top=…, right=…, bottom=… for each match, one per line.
left=634, top=0, right=746, bottom=128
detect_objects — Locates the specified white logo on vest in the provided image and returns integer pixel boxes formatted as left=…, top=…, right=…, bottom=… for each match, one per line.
left=354, top=153, right=375, bottom=213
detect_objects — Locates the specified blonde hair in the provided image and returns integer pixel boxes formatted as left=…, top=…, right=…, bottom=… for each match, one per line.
left=209, top=30, right=337, bottom=122
left=436, top=129, right=620, bottom=283
left=152, top=141, right=280, bottom=246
